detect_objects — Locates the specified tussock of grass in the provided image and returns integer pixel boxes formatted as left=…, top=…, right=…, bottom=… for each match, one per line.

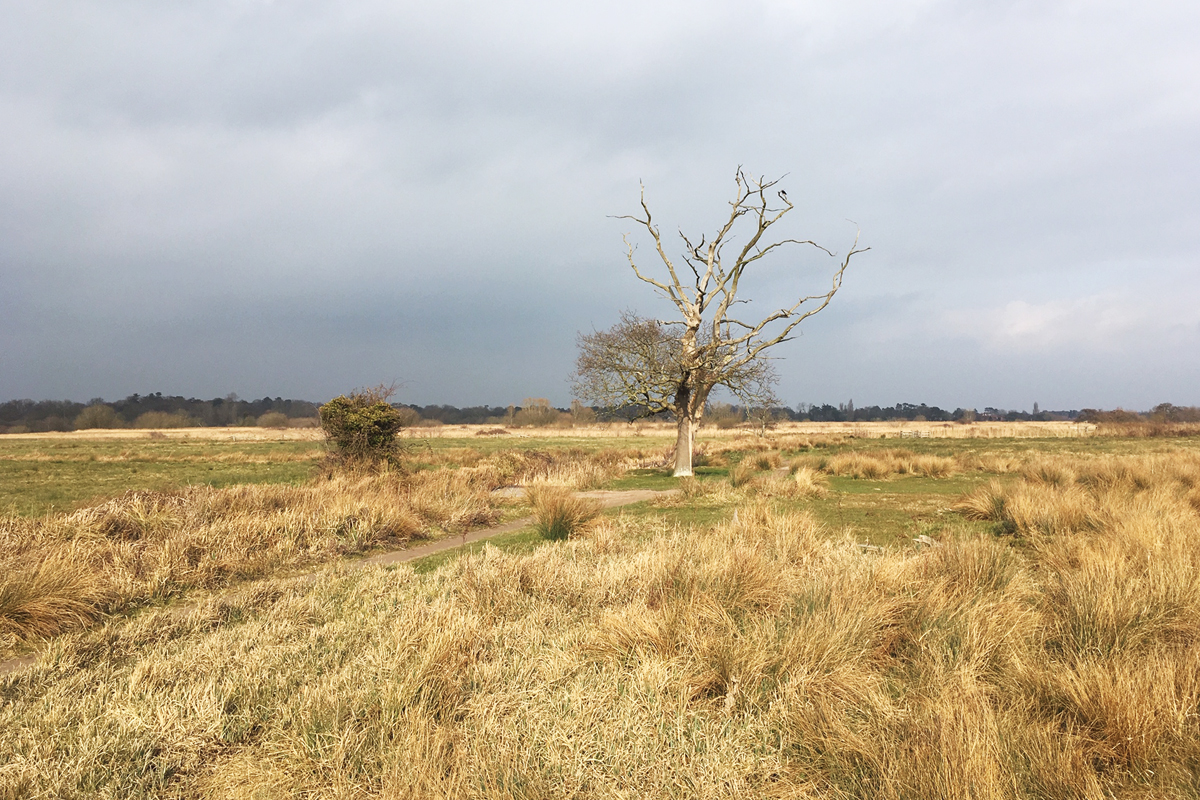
left=955, top=452, right=1200, bottom=538
left=704, top=433, right=844, bottom=459
left=0, top=550, right=110, bottom=646
left=745, top=466, right=829, bottom=499
left=657, top=467, right=828, bottom=510
left=477, top=446, right=655, bottom=489
left=525, top=485, right=602, bottom=540
left=788, top=465, right=831, bottom=497
left=728, top=458, right=762, bottom=488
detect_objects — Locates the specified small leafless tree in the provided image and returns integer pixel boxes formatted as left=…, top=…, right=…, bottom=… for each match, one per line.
left=573, top=169, right=867, bottom=476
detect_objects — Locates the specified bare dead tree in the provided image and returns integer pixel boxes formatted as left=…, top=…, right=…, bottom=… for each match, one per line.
left=573, top=169, right=867, bottom=476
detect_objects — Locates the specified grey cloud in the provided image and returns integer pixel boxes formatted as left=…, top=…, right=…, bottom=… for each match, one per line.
left=2, top=0, right=1198, bottom=408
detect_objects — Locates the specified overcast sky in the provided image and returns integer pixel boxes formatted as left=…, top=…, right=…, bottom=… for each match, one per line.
left=2, top=1, right=1197, bottom=411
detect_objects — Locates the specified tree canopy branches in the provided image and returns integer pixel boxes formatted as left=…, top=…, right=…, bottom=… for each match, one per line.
left=576, top=169, right=867, bottom=476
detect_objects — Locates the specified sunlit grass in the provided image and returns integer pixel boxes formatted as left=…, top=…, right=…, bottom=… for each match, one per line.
left=5, top=457, right=1199, bottom=796
left=5, top=433, right=1200, bottom=796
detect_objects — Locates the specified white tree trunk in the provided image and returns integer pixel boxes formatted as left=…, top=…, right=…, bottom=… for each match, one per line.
left=673, top=413, right=694, bottom=477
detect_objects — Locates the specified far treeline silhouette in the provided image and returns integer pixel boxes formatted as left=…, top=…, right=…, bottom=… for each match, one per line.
left=2, top=393, right=1197, bottom=434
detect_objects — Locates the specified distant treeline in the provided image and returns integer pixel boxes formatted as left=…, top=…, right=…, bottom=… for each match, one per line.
left=3, top=393, right=1196, bottom=434
left=1076, top=404, right=1200, bottom=424
left=795, top=402, right=1082, bottom=423
left=0, top=393, right=319, bottom=433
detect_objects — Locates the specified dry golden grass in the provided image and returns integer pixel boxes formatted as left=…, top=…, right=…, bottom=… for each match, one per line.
left=525, top=485, right=603, bottom=540
left=5, top=466, right=1198, bottom=797
left=0, top=448, right=643, bottom=654
left=4, top=447, right=1200, bottom=797
left=0, top=471, right=473, bottom=652
left=468, top=446, right=660, bottom=490
left=728, top=457, right=763, bottom=487
left=1096, top=421, right=1200, bottom=438
left=792, top=448, right=959, bottom=479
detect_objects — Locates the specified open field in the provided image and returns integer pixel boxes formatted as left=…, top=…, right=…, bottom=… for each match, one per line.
left=0, top=421, right=1100, bottom=518
left=3, top=429, right=1200, bottom=797
left=0, top=434, right=325, bottom=517
left=0, top=419, right=1097, bottom=445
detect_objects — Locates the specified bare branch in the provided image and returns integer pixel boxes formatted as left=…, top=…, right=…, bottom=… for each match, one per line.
left=586, top=171, right=866, bottom=475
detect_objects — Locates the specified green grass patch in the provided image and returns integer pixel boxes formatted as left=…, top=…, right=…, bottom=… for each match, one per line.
left=603, top=468, right=680, bottom=491
left=0, top=458, right=316, bottom=517
left=611, top=500, right=732, bottom=531
left=0, top=437, right=326, bottom=516
left=803, top=485, right=992, bottom=546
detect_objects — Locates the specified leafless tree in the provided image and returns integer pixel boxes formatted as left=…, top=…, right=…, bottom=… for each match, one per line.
left=573, top=169, right=867, bottom=476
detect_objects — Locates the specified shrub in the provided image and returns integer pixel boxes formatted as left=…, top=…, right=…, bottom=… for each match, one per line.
left=570, top=400, right=597, bottom=425
left=257, top=412, right=289, bottom=429
left=526, top=485, right=602, bottom=541
left=513, top=398, right=561, bottom=427
left=394, top=407, right=422, bottom=427
left=74, top=404, right=123, bottom=430
left=133, top=411, right=194, bottom=429
left=319, top=387, right=410, bottom=465
left=707, top=402, right=743, bottom=429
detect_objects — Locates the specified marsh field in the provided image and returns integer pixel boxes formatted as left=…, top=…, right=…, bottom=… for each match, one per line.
left=2, top=424, right=1199, bottom=798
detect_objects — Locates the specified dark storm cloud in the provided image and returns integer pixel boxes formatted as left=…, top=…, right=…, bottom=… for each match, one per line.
left=2, top=1, right=1198, bottom=408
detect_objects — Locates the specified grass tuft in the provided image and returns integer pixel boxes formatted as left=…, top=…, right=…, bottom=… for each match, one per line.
left=0, top=550, right=110, bottom=642
left=525, top=485, right=603, bottom=541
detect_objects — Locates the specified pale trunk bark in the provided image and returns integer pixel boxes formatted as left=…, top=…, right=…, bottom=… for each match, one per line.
left=673, top=413, right=694, bottom=477
left=674, top=324, right=701, bottom=478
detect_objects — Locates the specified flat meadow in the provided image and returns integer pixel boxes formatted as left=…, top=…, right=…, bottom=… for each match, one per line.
left=2, top=423, right=1199, bottom=798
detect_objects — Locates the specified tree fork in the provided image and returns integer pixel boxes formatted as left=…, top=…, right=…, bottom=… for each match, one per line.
left=572, top=169, right=867, bottom=477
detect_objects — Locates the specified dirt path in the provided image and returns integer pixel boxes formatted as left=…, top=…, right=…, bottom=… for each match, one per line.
left=0, top=489, right=675, bottom=677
